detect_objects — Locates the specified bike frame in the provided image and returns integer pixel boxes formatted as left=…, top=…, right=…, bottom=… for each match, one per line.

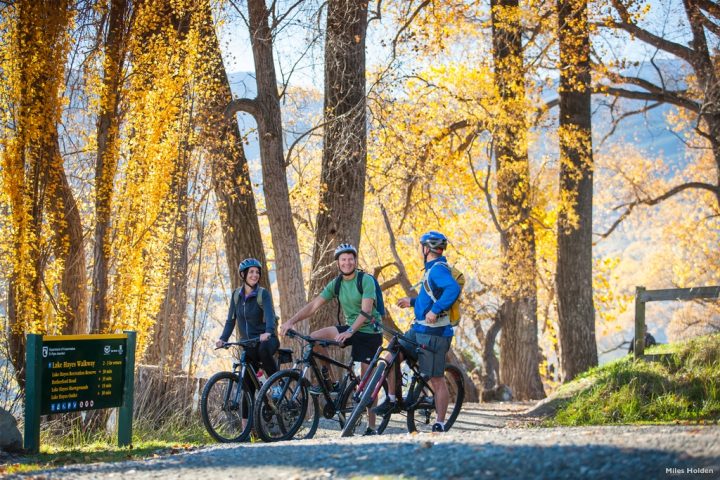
left=353, top=324, right=436, bottom=411
left=301, top=347, right=355, bottom=407
left=219, top=340, right=262, bottom=411
left=280, top=330, right=357, bottom=415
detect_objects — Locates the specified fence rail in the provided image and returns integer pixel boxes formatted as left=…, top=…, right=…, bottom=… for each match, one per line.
left=634, top=285, right=720, bottom=359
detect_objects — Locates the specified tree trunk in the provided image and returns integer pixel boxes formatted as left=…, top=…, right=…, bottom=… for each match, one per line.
left=6, top=1, right=74, bottom=383
left=143, top=3, right=194, bottom=370
left=50, top=135, right=87, bottom=335
left=91, top=0, right=129, bottom=334
left=308, top=0, right=368, bottom=333
left=684, top=0, right=720, bottom=208
left=556, top=0, right=598, bottom=382
left=7, top=276, right=26, bottom=389
left=491, top=0, right=545, bottom=400
left=482, top=314, right=502, bottom=391
left=246, top=0, right=306, bottom=320
left=144, top=145, right=190, bottom=371
left=195, top=0, right=269, bottom=291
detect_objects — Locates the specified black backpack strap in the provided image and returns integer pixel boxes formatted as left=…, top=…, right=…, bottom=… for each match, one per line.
left=334, top=275, right=343, bottom=326
left=356, top=270, right=365, bottom=295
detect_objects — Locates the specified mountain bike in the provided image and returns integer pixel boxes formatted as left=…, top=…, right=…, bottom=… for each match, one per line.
left=341, top=321, right=464, bottom=436
left=200, top=338, right=293, bottom=442
left=253, top=329, right=389, bottom=442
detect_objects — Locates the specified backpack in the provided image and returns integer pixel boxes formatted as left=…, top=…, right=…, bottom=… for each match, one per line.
left=333, top=270, right=385, bottom=326
left=232, top=286, right=279, bottom=322
left=422, top=261, right=465, bottom=327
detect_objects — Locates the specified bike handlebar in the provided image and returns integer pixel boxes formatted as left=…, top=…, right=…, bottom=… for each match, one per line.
left=370, top=320, right=436, bottom=354
left=286, top=329, right=344, bottom=347
left=215, top=337, right=261, bottom=350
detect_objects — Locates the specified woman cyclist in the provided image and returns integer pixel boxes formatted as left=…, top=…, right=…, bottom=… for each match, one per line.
left=216, top=258, right=280, bottom=390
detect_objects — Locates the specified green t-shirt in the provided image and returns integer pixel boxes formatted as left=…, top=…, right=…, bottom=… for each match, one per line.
left=320, top=271, right=382, bottom=334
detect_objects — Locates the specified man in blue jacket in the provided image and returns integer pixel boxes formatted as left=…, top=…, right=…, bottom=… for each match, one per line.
left=373, top=231, right=460, bottom=433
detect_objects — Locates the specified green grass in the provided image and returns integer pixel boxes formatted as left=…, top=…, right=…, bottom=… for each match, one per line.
left=1, top=413, right=213, bottom=475
left=548, top=334, right=720, bottom=426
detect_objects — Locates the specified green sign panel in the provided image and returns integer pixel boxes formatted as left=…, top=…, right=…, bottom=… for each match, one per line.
left=40, top=335, right=127, bottom=415
left=25, top=332, right=136, bottom=454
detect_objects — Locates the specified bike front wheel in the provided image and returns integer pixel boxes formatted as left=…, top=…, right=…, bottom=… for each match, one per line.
left=406, top=364, right=464, bottom=433
left=341, top=361, right=386, bottom=437
left=253, top=369, right=317, bottom=442
left=337, top=375, right=389, bottom=434
left=201, top=371, right=254, bottom=442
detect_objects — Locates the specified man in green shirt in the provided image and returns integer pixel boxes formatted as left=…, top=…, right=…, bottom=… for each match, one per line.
left=280, top=243, right=383, bottom=435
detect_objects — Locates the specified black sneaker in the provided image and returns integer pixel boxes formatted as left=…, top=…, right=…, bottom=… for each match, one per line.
left=363, top=427, right=377, bottom=436
left=431, top=422, right=445, bottom=433
left=372, top=399, right=399, bottom=416
left=309, top=381, right=340, bottom=396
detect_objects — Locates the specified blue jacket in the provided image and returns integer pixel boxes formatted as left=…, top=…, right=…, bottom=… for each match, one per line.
left=220, top=285, right=277, bottom=341
left=410, top=256, right=460, bottom=336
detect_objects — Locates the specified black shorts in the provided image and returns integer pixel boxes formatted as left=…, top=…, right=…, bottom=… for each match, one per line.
left=337, top=325, right=382, bottom=364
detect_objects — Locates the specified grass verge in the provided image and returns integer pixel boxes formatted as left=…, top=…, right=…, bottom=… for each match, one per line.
left=547, top=334, right=720, bottom=426
left=1, top=412, right=212, bottom=475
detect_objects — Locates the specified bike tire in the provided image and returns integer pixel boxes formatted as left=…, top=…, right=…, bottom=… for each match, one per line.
left=337, top=376, right=389, bottom=433
left=406, top=364, right=464, bottom=433
left=253, top=369, right=317, bottom=442
left=201, top=371, right=253, bottom=442
left=340, top=362, right=386, bottom=437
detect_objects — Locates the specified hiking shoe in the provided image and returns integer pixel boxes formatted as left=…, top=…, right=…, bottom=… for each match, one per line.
left=431, top=422, right=445, bottom=433
left=309, top=381, right=340, bottom=396
left=363, top=427, right=377, bottom=436
left=372, top=399, right=399, bottom=416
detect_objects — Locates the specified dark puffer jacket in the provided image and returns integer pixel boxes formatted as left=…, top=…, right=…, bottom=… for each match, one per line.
left=219, top=286, right=277, bottom=341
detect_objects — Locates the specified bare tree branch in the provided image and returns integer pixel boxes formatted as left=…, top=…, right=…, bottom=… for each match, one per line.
left=372, top=262, right=398, bottom=279
left=601, top=340, right=631, bottom=355
left=284, top=115, right=335, bottom=167
left=269, top=0, right=306, bottom=31
left=379, top=276, right=401, bottom=291
left=368, top=0, right=383, bottom=23
left=595, top=181, right=720, bottom=241
left=697, top=0, right=720, bottom=18
left=697, top=10, right=720, bottom=37
left=391, top=0, right=431, bottom=58
left=599, top=86, right=700, bottom=113
left=535, top=98, right=560, bottom=124
left=469, top=143, right=504, bottom=238
left=225, top=97, right=259, bottom=119
left=609, top=0, right=696, bottom=64
left=598, top=101, right=663, bottom=148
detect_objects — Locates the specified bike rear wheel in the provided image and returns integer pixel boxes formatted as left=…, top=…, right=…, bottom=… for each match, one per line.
left=253, top=369, right=317, bottom=442
left=201, top=371, right=253, bottom=442
left=406, top=364, right=464, bottom=433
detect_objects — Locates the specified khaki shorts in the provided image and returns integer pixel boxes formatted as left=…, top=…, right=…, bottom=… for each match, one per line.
left=399, top=329, right=451, bottom=378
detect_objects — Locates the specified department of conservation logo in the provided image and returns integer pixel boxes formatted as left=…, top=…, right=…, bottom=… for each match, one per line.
left=42, top=346, right=48, bottom=358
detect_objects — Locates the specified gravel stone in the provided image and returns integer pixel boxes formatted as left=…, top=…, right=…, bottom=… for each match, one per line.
left=5, top=403, right=720, bottom=480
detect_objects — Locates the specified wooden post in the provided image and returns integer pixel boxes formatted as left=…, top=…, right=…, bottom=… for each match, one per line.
left=634, top=286, right=646, bottom=360
left=23, top=334, right=43, bottom=454
left=118, top=331, right=136, bottom=447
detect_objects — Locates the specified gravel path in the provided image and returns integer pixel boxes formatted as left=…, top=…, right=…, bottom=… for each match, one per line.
left=5, top=403, right=720, bottom=480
